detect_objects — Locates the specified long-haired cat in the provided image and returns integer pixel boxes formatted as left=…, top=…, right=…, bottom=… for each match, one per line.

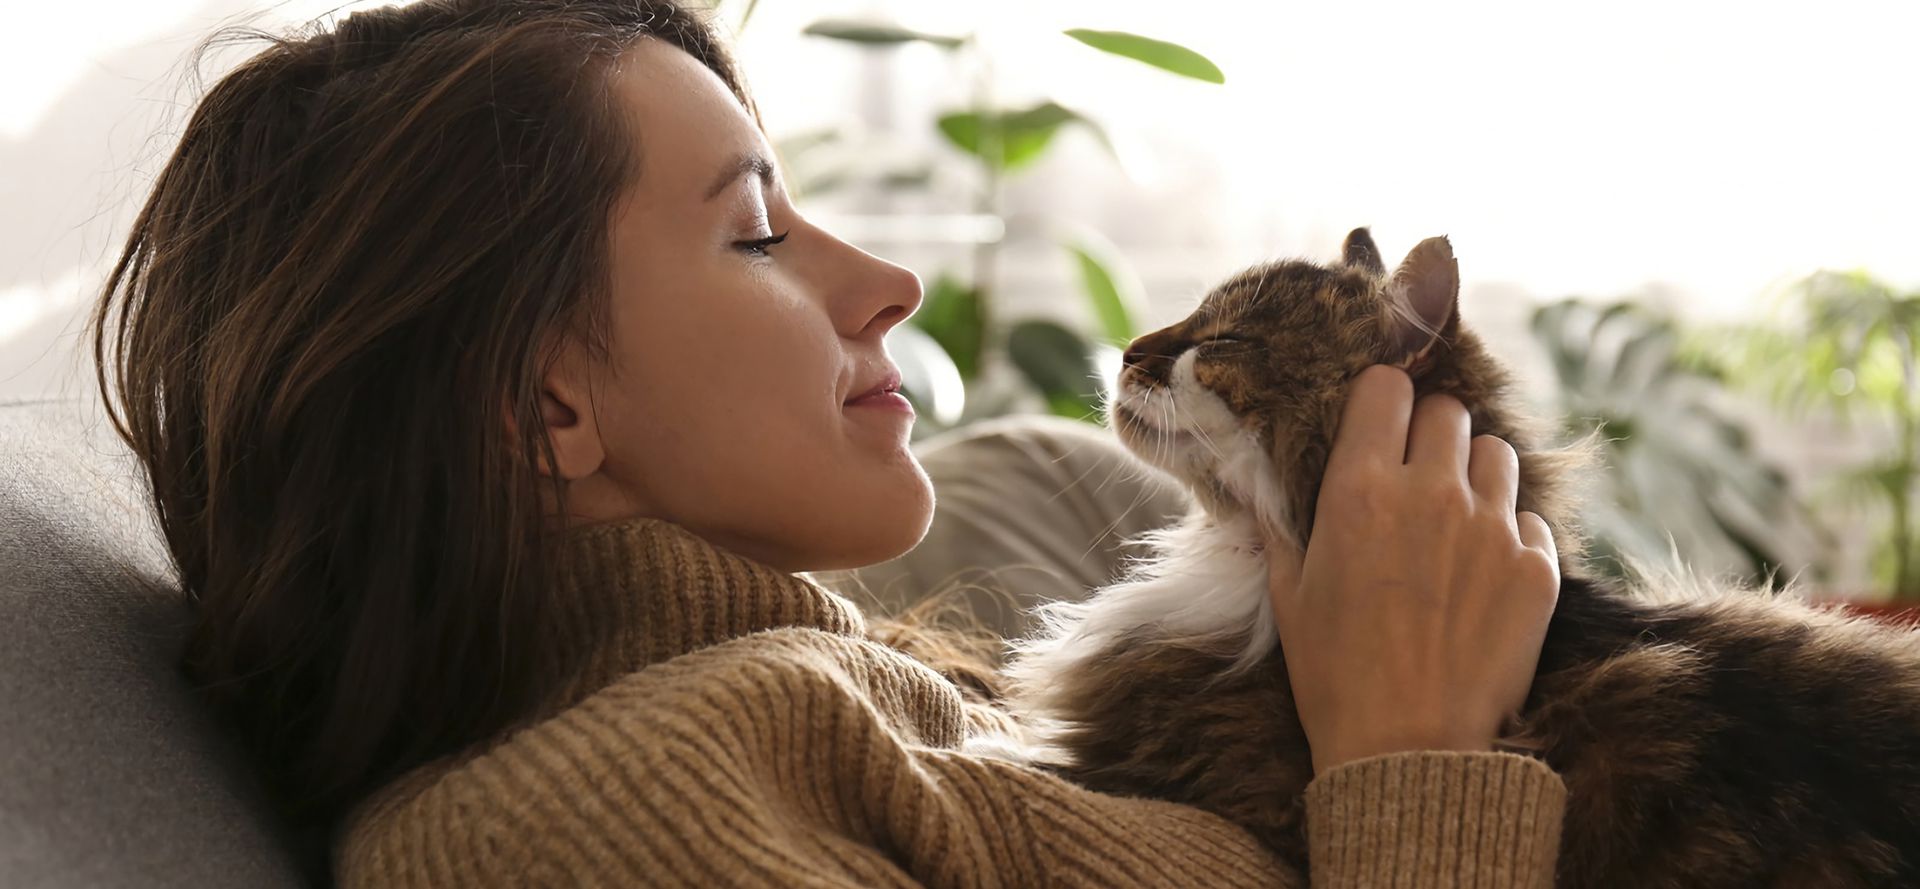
left=998, top=229, right=1920, bottom=887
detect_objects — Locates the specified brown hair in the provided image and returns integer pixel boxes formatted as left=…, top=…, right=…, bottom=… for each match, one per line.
left=85, top=0, right=753, bottom=859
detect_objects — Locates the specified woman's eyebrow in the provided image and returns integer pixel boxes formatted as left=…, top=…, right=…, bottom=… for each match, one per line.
left=703, top=152, right=774, bottom=202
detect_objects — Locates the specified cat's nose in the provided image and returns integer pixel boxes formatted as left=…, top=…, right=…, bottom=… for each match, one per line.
left=1122, top=334, right=1178, bottom=380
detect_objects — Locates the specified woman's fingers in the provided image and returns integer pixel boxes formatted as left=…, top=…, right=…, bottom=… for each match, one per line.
left=1406, top=394, right=1471, bottom=475
left=1518, top=510, right=1556, bottom=560
left=1467, top=434, right=1520, bottom=516
left=1278, top=372, right=1564, bottom=774
left=1327, top=365, right=1415, bottom=472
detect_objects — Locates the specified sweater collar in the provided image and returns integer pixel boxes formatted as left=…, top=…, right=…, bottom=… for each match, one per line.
left=529, top=515, right=866, bottom=720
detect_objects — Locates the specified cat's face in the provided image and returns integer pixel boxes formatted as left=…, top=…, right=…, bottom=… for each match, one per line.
left=1109, top=228, right=1550, bottom=550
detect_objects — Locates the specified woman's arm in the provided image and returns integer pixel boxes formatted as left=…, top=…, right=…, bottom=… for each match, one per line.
left=335, top=626, right=1563, bottom=888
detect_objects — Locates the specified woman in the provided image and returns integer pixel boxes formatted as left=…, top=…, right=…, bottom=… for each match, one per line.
left=88, top=1, right=1567, bottom=885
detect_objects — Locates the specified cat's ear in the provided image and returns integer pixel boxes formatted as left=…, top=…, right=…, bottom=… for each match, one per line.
left=1379, top=236, right=1460, bottom=374
left=1340, top=227, right=1386, bottom=275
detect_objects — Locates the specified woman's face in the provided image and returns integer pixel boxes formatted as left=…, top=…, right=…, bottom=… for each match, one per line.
left=535, top=38, right=932, bottom=573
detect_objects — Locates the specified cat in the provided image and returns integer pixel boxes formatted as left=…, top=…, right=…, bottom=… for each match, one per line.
left=994, top=229, right=1920, bottom=888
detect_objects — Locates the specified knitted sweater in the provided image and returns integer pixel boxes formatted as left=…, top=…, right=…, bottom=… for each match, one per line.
left=334, top=516, right=1567, bottom=887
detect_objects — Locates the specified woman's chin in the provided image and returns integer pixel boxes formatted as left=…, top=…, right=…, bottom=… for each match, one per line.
left=861, top=466, right=935, bottom=564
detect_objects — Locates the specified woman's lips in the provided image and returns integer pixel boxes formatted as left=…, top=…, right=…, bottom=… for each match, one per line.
left=845, top=389, right=915, bottom=415
left=844, top=368, right=907, bottom=412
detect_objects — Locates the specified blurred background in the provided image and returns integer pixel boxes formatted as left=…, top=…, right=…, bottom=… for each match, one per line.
left=3, top=0, right=1917, bottom=603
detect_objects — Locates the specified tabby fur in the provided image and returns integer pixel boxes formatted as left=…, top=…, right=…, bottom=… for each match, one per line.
left=1000, top=229, right=1920, bottom=888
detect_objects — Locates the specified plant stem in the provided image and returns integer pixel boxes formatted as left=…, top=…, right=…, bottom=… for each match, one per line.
left=968, top=42, right=1001, bottom=373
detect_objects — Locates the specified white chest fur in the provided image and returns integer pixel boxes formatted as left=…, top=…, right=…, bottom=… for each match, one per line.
left=985, top=514, right=1279, bottom=766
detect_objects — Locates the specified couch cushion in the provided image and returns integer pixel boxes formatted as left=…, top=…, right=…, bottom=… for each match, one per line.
left=0, top=397, right=310, bottom=888
left=828, top=414, right=1193, bottom=640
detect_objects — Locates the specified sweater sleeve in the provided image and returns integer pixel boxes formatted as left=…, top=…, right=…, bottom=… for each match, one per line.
left=336, top=637, right=1565, bottom=888
left=1306, top=750, right=1565, bottom=887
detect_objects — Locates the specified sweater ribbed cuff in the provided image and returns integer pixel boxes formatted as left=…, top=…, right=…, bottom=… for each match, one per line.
left=1304, top=750, right=1565, bottom=888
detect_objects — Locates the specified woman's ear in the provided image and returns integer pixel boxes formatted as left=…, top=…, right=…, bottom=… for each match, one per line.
left=504, top=350, right=606, bottom=481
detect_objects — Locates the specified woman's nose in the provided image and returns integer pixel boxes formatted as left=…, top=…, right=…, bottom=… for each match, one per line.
left=847, top=250, right=922, bottom=340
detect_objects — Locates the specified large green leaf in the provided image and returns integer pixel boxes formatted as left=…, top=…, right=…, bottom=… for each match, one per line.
left=803, top=18, right=966, bottom=49
left=1063, top=29, right=1225, bottom=84
left=1008, top=319, right=1103, bottom=422
left=937, top=102, right=1096, bottom=172
left=1064, top=240, right=1140, bottom=346
left=908, top=273, right=985, bottom=380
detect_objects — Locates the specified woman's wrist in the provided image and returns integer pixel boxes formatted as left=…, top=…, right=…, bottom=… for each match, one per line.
left=1313, top=733, right=1496, bottom=776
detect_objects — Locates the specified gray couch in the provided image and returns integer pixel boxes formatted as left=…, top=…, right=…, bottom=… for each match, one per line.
left=0, top=397, right=312, bottom=887
left=1, top=396, right=1187, bottom=888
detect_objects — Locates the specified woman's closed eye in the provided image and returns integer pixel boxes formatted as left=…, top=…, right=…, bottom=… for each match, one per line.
left=734, top=229, right=789, bottom=258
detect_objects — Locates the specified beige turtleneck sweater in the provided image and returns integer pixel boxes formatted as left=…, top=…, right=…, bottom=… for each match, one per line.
left=334, top=516, right=1567, bottom=887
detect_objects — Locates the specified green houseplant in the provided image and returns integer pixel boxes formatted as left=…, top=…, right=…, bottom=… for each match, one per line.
left=1691, top=270, right=1920, bottom=608
left=1529, top=297, right=1827, bottom=588
left=788, top=17, right=1227, bottom=432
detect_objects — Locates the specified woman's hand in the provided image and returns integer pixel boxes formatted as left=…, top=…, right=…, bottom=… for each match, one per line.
left=1263, top=364, right=1560, bottom=775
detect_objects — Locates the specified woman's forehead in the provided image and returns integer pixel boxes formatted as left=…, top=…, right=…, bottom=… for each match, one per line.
left=609, top=39, right=766, bottom=206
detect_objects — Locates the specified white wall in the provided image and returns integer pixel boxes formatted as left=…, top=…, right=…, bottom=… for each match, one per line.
left=4, top=0, right=1916, bottom=401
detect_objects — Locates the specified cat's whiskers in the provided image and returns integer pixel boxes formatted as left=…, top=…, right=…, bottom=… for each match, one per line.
left=1147, top=390, right=1178, bottom=468
left=1071, top=466, right=1175, bottom=567
left=1163, top=386, right=1226, bottom=465
left=1148, top=387, right=1211, bottom=471
left=1058, top=387, right=1193, bottom=566
left=1083, top=400, right=1159, bottom=501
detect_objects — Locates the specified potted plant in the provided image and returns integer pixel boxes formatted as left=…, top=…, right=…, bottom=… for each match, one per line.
left=782, top=15, right=1227, bottom=433
left=1690, top=270, right=1920, bottom=622
left=1530, top=297, right=1828, bottom=590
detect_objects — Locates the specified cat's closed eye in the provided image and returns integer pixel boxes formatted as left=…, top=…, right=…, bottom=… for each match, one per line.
left=1197, top=336, right=1251, bottom=352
